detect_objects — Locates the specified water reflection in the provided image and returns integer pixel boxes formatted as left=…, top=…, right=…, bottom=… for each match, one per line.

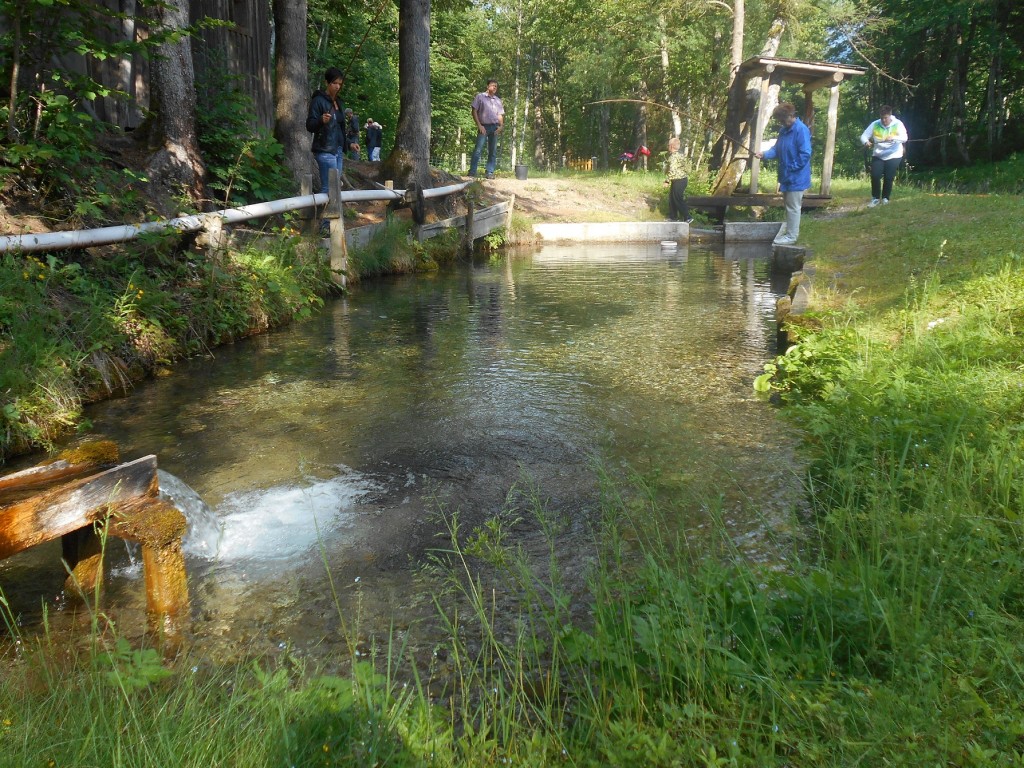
left=1, top=242, right=804, bottom=661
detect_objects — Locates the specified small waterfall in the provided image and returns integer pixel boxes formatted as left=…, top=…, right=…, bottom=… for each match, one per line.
left=158, top=469, right=224, bottom=557
left=157, top=467, right=380, bottom=565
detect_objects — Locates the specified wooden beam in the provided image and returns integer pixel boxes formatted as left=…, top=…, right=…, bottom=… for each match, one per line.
left=0, top=455, right=159, bottom=559
left=0, top=441, right=119, bottom=503
left=688, top=193, right=833, bottom=208
left=803, top=71, right=845, bottom=92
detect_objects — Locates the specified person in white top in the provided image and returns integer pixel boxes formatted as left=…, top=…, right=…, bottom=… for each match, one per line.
left=861, top=105, right=909, bottom=207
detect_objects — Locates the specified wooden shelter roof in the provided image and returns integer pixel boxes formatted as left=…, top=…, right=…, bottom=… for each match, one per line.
left=738, top=56, right=867, bottom=90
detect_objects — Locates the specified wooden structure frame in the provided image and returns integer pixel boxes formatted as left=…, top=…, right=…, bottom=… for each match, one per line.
left=691, top=56, right=866, bottom=216
left=0, top=444, right=190, bottom=639
left=743, top=56, right=867, bottom=197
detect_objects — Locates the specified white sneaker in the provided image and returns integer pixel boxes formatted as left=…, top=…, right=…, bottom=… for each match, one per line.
left=774, top=235, right=797, bottom=246
left=868, top=199, right=880, bottom=207
left=881, top=198, right=890, bottom=205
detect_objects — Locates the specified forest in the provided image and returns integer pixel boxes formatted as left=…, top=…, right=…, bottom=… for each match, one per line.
left=1, top=0, right=1022, bottom=223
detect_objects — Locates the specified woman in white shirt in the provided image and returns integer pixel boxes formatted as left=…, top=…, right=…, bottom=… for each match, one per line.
left=861, top=105, right=909, bottom=207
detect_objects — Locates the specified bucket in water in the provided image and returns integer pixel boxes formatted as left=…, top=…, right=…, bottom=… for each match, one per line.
left=514, top=164, right=528, bottom=180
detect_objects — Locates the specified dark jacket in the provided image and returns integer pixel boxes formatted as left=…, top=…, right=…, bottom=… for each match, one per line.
left=366, top=123, right=382, bottom=150
left=306, top=90, right=346, bottom=154
left=344, top=113, right=360, bottom=148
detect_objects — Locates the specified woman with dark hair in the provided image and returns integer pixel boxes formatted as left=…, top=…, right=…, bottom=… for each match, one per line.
left=861, top=105, right=908, bottom=207
left=306, top=67, right=347, bottom=196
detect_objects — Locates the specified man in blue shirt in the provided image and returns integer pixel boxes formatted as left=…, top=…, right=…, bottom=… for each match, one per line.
left=755, top=102, right=812, bottom=245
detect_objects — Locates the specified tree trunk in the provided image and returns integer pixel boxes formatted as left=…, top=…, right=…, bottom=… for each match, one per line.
left=273, top=0, right=311, bottom=191
left=658, top=18, right=681, bottom=138
left=7, top=9, right=22, bottom=142
left=551, top=55, right=564, bottom=167
left=636, top=79, right=649, bottom=171
left=532, top=61, right=545, bottom=167
left=712, top=15, right=784, bottom=175
left=383, top=0, right=431, bottom=188
left=598, top=97, right=609, bottom=170
left=145, top=0, right=206, bottom=214
left=510, top=0, right=524, bottom=167
left=729, top=0, right=744, bottom=87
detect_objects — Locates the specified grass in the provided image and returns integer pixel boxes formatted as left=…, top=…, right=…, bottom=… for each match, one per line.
left=0, top=225, right=333, bottom=460
left=3, top=159, right=1024, bottom=766
left=800, top=176, right=1024, bottom=314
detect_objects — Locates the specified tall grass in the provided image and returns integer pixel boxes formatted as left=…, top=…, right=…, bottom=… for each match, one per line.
left=0, top=231, right=332, bottom=461
left=4, top=179, right=1024, bottom=765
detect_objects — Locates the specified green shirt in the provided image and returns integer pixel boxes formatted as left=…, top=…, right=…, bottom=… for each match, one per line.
left=666, top=151, right=688, bottom=180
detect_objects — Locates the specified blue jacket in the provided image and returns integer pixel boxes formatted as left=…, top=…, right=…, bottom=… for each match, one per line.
left=762, top=117, right=812, bottom=192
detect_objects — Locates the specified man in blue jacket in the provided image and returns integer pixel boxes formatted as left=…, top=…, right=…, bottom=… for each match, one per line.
left=755, top=102, right=812, bottom=245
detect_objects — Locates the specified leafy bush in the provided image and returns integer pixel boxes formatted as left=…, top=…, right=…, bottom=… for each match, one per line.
left=195, top=65, right=293, bottom=206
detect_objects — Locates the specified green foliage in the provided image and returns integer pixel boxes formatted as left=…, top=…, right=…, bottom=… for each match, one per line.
left=0, top=0, right=152, bottom=221
left=307, top=0, right=400, bottom=160
left=98, top=637, right=174, bottom=691
left=0, top=236, right=331, bottom=459
left=347, top=218, right=455, bottom=281
left=195, top=65, right=293, bottom=205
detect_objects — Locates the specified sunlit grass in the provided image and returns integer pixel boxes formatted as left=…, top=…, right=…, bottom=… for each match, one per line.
left=4, top=159, right=1024, bottom=766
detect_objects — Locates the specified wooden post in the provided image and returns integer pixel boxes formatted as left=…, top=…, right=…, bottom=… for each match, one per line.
left=327, top=167, right=347, bottom=289
left=300, top=173, right=314, bottom=236
left=462, top=202, right=475, bottom=258
left=505, top=194, right=515, bottom=243
left=820, top=84, right=840, bottom=196
left=749, top=72, right=773, bottom=194
left=0, top=450, right=191, bottom=641
left=62, top=525, right=104, bottom=599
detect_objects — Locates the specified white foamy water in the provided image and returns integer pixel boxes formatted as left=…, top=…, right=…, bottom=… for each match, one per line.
left=158, top=467, right=379, bottom=563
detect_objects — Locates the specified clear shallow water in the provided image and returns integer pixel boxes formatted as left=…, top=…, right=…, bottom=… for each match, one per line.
left=1, top=241, right=804, bottom=662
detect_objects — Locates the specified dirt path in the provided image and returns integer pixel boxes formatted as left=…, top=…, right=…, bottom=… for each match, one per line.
left=477, top=176, right=662, bottom=222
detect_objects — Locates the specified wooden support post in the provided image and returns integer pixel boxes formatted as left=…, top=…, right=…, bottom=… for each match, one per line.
left=0, top=452, right=192, bottom=640
left=142, top=541, right=190, bottom=637
left=749, top=74, right=773, bottom=194
left=327, top=167, right=347, bottom=289
left=462, top=202, right=475, bottom=258
left=300, top=173, right=314, bottom=236
left=108, top=495, right=189, bottom=639
left=505, top=194, right=515, bottom=234
left=820, top=84, right=840, bottom=196
left=62, top=525, right=104, bottom=599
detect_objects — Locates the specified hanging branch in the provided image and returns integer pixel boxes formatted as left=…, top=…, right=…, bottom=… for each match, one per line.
left=585, top=98, right=756, bottom=154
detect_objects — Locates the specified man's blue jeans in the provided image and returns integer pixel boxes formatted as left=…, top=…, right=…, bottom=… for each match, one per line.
left=470, top=124, right=499, bottom=176
left=315, top=149, right=344, bottom=193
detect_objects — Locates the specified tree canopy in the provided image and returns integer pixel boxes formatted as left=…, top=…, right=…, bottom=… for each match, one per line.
left=1, top=0, right=1022, bottom=216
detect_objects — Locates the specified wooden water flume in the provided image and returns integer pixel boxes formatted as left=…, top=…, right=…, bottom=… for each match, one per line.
left=0, top=442, right=190, bottom=638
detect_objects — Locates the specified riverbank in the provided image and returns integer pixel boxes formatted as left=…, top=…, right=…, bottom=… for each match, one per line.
left=3, top=166, right=1024, bottom=765
left=0, top=169, right=669, bottom=465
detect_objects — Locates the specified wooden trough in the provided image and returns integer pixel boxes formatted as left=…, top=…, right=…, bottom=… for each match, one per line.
left=0, top=442, right=189, bottom=638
